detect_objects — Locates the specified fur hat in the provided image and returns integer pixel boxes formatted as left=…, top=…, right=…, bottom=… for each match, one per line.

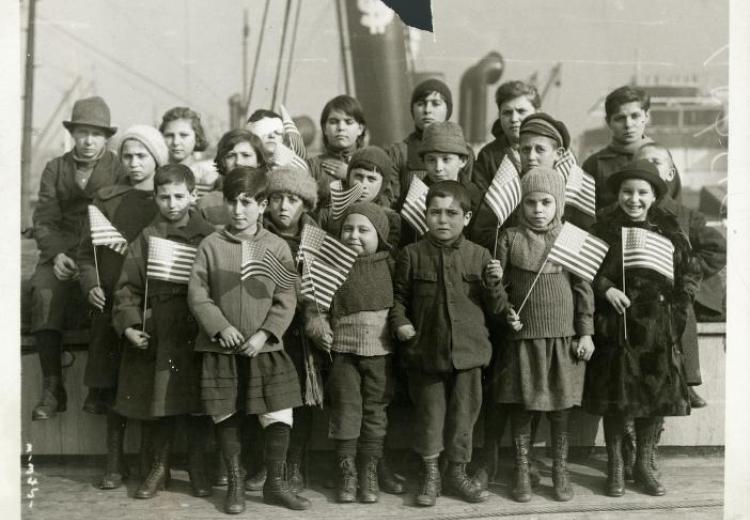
left=521, top=167, right=566, bottom=220
left=419, top=121, right=468, bottom=158
left=347, top=146, right=393, bottom=199
left=341, top=202, right=390, bottom=250
left=118, top=125, right=169, bottom=167
left=63, top=96, right=117, bottom=137
left=266, top=166, right=319, bottom=210
left=520, top=113, right=571, bottom=150
left=411, top=78, right=453, bottom=119
left=607, top=159, right=668, bottom=199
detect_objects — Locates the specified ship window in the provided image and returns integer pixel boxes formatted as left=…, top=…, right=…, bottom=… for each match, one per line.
left=649, top=110, right=679, bottom=126
left=683, top=109, right=720, bottom=126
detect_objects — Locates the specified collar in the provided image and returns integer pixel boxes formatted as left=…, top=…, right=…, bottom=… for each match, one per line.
left=149, top=210, right=214, bottom=240
left=221, top=225, right=269, bottom=244
left=426, top=233, right=464, bottom=249
left=605, top=135, right=655, bottom=157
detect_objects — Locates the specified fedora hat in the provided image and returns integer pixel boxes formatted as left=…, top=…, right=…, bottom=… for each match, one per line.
left=62, top=96, right=117, bottom=137
left=607, top=159, right=668, bottom=199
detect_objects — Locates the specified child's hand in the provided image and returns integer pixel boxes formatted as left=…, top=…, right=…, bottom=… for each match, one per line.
left=88, top=287, right=106, bottom=312
left=396, top=324, right=416, bottom=342
left=321, top=158, right=347, bottom=180
left=53, top=253, right=79, bottom=281
left=574, top=335, right=595, bottom=361
left=217, top=326, right=245, bottom=350
left=269, top=142, right=295, bottom=168
left=506, top=308, right=523, bottom=331
left=278, top=104, right=292, bottom=123
left=313, top=332, right=333, bottom=352
left=124, top=327, right=150, bottom=349
left=605, top=288, right=631, bottom=314
left=484, top=260, right=503, bottom=285
left=238, top=330, right=268, bottom=357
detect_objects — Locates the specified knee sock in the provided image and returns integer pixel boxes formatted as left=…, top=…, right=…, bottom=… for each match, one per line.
left=288, top=407, right=313, bottom=465
left=264, top=422, right=291, bottom=464
left=186, top=415, right=211, bottom=452
left=335, top=438, right=358, bottom=459
left=358, top=436, right=384, bottom=458
left=547, top=409, right=570, bottom=436
left=36, top=330, right=62, bottom=379
left=511, top=406, right=533, bottom=437
left=217, top=414, right=242, bottom=459
left=243, top=415, right=263, bottom=473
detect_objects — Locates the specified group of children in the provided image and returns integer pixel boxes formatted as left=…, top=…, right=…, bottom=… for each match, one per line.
left=27, top=78, right=725, bottom=513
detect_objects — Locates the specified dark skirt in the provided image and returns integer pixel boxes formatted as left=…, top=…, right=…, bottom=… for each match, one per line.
left=84, top=310, right=122, bottom=388
left=201, top=349, right=302, bottom=417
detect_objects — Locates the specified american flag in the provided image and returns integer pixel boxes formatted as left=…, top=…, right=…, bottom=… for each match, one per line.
left=553, top=149, right=577, bottom=182
left=194, top=183, right=214, bottom=200
left=400, top=176, right=429, bottom=235
left=88, top=205, right=128, bottom=254
left=329, top=180, right=365, bottom=220
left=297, top=225, right=357, bottom=272
left=146, top=237, right=197, bottom=284
left=622, top=227, right=674, bottom=281
left=300, top=257, right=349, bottom=310
left=554, top=151, right=597, bottom=218
left=240, top=242, right=297, bottom=289
left=484, top=155, right=521, bottom=226
left=547, top=222, right=609, bottom=283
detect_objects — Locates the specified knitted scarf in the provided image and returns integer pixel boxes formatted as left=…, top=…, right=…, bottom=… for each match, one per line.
left=509, top=216, right=562, bottom=273
left=331, top=250, right=393, bottom=320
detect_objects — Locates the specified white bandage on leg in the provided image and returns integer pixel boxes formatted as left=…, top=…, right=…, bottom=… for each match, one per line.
left=258, top=408, right=293, bottom=428
left=212, top=412, right=234, bottom=424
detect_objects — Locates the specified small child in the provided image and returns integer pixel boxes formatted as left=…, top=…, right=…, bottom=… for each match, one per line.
left=306, top=202, right=396, bottom=504
left=188, top=168, right=311, bottom=513
left=391, top=180, right=505, bottom=506
left=583, top=160, right=701, bottom=498
left=111, top=164, right=214, bottom=499
left=489, top=167, right=595, bottom=502
left=246, top=106, right=309, bottom=172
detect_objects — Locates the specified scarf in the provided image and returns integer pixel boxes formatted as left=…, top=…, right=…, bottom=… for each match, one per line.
left=331, top=250, right=393, bottom=320
left=607, top=135, right=654, bottom=157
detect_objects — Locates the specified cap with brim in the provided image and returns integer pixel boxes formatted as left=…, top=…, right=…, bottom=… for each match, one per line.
left=607, top=159, right=668, bottom=199
left=519, top=113, right=570, bottom=150
left=62, top=96, right=117, bottom=137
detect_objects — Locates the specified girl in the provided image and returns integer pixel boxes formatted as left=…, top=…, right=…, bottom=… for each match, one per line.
left=583, top=160, right=700, bottom=497
left=490, top=167, right=595, bottom=502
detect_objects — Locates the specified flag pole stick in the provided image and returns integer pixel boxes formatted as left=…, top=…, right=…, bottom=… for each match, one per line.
left=92, top=244, right=101, bottom=288
left=304, top=256, right=332, bottom=362
left=517, top=256, right=549, bottom=315
left=492, top=220, right=500, bottom=258
left=142, top=277, right=149, bottom=333
left=621, top=230, right=628, bottom=341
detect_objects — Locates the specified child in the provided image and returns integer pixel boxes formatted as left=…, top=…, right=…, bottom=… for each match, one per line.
left=391, top=180, right=505, bottom=507
left=246, top=106, right=309, bottom=172
left=306, top=202, right=396, bottom=504
left=188, top=168, right=311, bottom=513
left=111, top=164, right=214, bottom=499
left=308, top=95, right=367, bottom=210
left=489, top=167, right=595, bottom=502
left=29, top=96, right=125, bottom=421
left=473, top=81, right=540, bottom=192
left=583, top=160, right=701, bottom=497
left=77, top=124, right=167, bottom=489
left=261, top=166, right=320, bottom=493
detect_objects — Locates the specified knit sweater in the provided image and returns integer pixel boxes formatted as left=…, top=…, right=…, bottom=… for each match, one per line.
left=187, top=227, right=296, bottom=354
left=331, top=309, right=393, bottom=357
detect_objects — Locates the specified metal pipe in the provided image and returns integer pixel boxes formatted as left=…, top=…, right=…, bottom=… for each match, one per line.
left=21, top=0, right=37, bottom=231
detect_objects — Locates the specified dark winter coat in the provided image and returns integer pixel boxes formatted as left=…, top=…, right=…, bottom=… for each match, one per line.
left=471, top=121, right=519, bottom=193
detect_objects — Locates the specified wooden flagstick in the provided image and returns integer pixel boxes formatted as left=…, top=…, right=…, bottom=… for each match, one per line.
left=621, top=240, right=628, bottom=341
left=492, top=221, right=501, bottom=259
left=516, top=256, right=549, bottom=315
left=142, top=277, right=149, bottom=333
left=92, top=244, right=101, bottom=288
left=304, top=255, right=332, bottom=363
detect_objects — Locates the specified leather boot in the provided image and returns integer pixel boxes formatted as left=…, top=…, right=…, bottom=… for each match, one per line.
left=603, top=416, right=625, bottom=497
left=511, top=434, right=532, bottom=502
left=98, top=412, right=129, bottom=490
left=214, top=450, right=229, bottom=486
left=32, top=376, right=67, bottom=421
left=82, top=387, right=109, bottom=415
left=134, top=425, right=171, bottom=499
left=287, top=461, right=304, bottom=493
left=651, top=417, right=664, bottom=477
left=223, top=454, right=245, bottom=514
left=336, top=455, right=357, bottom=503
left=551, top=431, right=573, bottom=501
left=415, top=457, right=441, bottom=507
left=263, top=461, right=312, bottom=510
left=186, top=417, right=212, bottom=498
left=357, top=455, right=380, bottom=503
left=688, top=387, right=707, bottom=408
left=634, top=417, right=666, bottom=496
left=244, top=465, right=266, bottom=491
left=444, top=462, right=489, bottom=503
left=622, top=418, right=637, bottom=481
left=378, top=456, right=405, bottom=494
left=139, top=421, right=153, bottom=479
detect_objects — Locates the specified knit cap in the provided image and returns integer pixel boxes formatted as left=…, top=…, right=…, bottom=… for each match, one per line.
left=347, top=146, right=394, bottom=198
left=521, top=167, right=566, bottom=220
left=411, top=78, right=453, bottom=119
left=607, top=159, right=668, bottom=199
left=266, top=166, right=319, bottom=210
left=520, top=113, right=571, bottom=150
left=118, top=124, right=169, bottom=167
left=419, top=121, right=468, bottom=157
left=341, top=201, right=390, bottom=250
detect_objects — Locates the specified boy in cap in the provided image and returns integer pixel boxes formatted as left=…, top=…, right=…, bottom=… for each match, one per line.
left=28, top=96, right=125, bottom=420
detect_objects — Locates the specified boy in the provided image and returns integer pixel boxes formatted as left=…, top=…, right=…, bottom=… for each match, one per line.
left=391, top=180, right=505, bottom=506
left=188, top=168, right=311, bottom=513
left=246, top=106, right=309, bottom=172
left=28, top=96, right=124, bottom=420
left=111, top=164, right=215, bottom=499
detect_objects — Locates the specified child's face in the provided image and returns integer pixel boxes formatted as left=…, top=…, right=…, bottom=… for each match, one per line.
left=519, top=134, right=563, bottom=173
left=426, top=195, right=471, bottom=243
left=608, top=101, right=649, bottom=145
left=424, top=152, right=467, bottom=183
left=348, top=167, right=383, bottom=203
left=618, top=179, right=656, bottom=221
left=121, top=139, right=157, bottom=185
left=341, top=213, right=379, bottom=256
left=324, top=109, right=364, bottom=150
left=267, top=192, right=305, bottom=231
left=521, top=191, right=557, bottom=228
left=223, top=140, right=259, bottom=171
left=635, top=146, right=675, bottom=182
left=499, top=95, right=536, bottom=144
left=225, top=193, right=267, bottom=232
left=247, top=117, right=284, bottom=155
left=411, top=92, right=449, bottom=131
left=155, top=181, right=195, bottom=224
left=71, top=125, right=107, bottom=159
left=162, top=118, right=197, bottom=163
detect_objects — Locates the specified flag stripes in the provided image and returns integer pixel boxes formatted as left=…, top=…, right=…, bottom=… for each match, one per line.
left=146, top=237, right=197, bottom=284
left=300, top=258, right=348, bottom=310
left=88, top=205, right=128, bottom=254
left=329, top=180, right=365, bottom=220
left=240, top=242, right=297, bottom=289
left=564, top=165, right=597, bottom=217
left=400, top=176, right=429, bottom=235
left=298, top=225, right=357, bottom=271
left=622, top=227, right=675, bottom=281
left=547, top=222, right=609, bottom=283
left=484, top=155, right=521, bottom=226
left=554, top=149, right=576, bottom=182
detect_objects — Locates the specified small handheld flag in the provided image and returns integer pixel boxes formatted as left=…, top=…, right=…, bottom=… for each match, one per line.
left=300, top=258, right=348, bottom=311
left=298, top=225, right=357, bottom=272
left=564, top=166, right=596, bottom=218
left=400, top=176, right=429, bottom=235
left=329, top=180, right=365, bottom=220
left=484, top=155, right=521, bottom=226
left=240, top=242, right=297, bottom=289
left=88, top=205, right=128, bottom=254
left=553, top=149, right=576, bottom=182
left=547, top=222, right=609, bottom=283
left=146, top=237, right=197, bottom=285
left=622, top=227, right=675, bottom=281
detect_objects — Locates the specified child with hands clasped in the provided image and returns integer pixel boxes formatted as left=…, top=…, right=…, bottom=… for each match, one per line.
left=391, top=181, right=506, bottom=507
left=489, top=167, right=595, bottom=503
left=187, top=168, right=311, bottom=514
